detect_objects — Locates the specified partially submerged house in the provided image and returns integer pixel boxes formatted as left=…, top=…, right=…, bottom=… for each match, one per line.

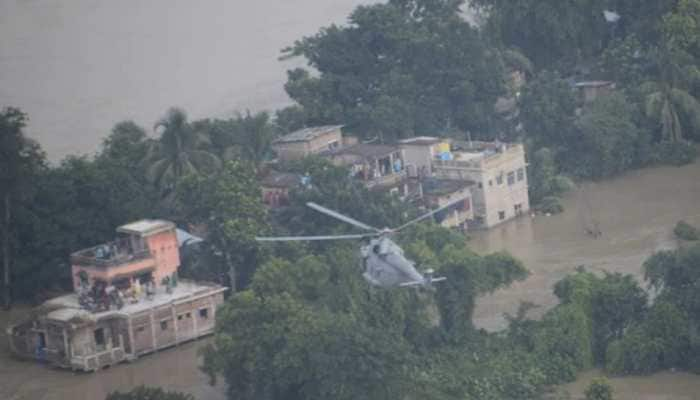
left=7, top=220, right=226, bottom=371
left=421, top=178, right=474, bottom=231
left=432, top=141, right=530, bottom=228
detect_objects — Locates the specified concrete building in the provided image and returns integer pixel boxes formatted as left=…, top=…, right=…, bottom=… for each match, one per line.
left=260, top=170, right=303, bottom=208
left=272, top=125, right=344, bottom=161
left=322, top=143, right=409, bottom=193
left=432, top=141, right=529, bottom=228
left=70, top=220, right=180, bottom=292
left=421, top=178, right=474, bottom=231
left=7, top=220, right=226, bottom=371
left=399, top=136, right=451, bottom=178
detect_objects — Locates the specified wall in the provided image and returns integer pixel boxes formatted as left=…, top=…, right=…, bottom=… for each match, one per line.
left=145, top=230, right=180, bottom=287
left=273, top=129, right=342, bottom=161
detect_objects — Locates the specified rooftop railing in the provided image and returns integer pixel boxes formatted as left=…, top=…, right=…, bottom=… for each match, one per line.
left=70, top=240, right=151, bottom=268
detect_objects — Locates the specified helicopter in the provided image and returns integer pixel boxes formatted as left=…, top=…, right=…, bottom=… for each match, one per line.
left=256, top=201, right=456, bottom=289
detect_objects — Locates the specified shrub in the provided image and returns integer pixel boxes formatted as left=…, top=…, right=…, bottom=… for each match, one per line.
left=537, top=196, right=564, bottom=214
left=585, top=377, right=614, bottom=400
left=674, top=220, right=699, bottom=241
left=106, top=386, right=194, bottom=400
left=652, top=142, right=698, bottom=166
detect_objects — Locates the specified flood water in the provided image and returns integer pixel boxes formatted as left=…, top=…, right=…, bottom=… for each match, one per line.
left=0, top=0, right=377, bottom=161
left=2, top=160, right=699, bottom=399
left=471, top=160, right=700, bottom=332
left=2, top=1, right=700, bottom=398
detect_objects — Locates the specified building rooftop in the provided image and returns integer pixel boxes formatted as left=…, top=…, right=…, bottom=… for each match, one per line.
left=261, top=171, right=302, bottom=189
left=422, top=178, right=475, bottom=196
left=43, top=280, right=226, bottom=322
left=398, top=136, right=444, bottom=146
left=574, top=80, right=614, bottom=88
left=324, top=143, right=399, bottom=161
left=117, top=220, right=175, bottom=237
left=273, top=125, right=344, bottom=144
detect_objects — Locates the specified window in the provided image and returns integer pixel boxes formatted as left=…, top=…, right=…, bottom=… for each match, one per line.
left=517, top=168, right=524, bottom=181
left=160, top=321, right=168, bottom=331
left=186, top=312, right=191, bottom=318
left=178, top=315, right=183, bottom=321
left=498, top=211, right=506, bottom=220
left=507, top=172, right=515, bottom=185
left=94, top=328, right=105, bottom=347
left=478, top=182, right=483, bottom=189
left=199, top=308, right=209, bottom=319
left=496, top=175, right=503, bottom=185
left=135, top=326, right=146, bottom=333
left=514, top=204, right=523, bottom=216
left=489, top=180, right=493, bottom=186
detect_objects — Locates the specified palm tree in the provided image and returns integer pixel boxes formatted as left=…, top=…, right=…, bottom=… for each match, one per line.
left=146, top=108, right=221, bottom=194
left=642, top=46, right=700, bottom=142
left=234, top=111, right=276, bottom=166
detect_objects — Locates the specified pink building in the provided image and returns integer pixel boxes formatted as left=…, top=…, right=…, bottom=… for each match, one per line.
left=8, top=219, right=227, bottom=371
left=70, top=220, right=180, bottom=292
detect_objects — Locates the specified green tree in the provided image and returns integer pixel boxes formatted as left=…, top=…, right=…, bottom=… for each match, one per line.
left=177, top=160, right=267, bottom=292
left=571, top=92, right=641, bottom=178
left=0, top=107, right=45, bottom=308
left=527, top=147, right=572, bottom=206
left=472, top=0, right=609, bottom=68
left=106, top=386, right=194, bottom=400
left=282, top=0, right=506, bottom=141
left=584, top=377, right=614, bottom=400
left=519, top=71, right=578, bottom=151
left=146, top=108, right=221, bottom=195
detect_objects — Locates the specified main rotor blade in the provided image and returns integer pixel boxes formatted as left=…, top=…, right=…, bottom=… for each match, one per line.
left=256, top=233, right=374, bottom=242
left=306, top=202, right=380, bottom=232
left=394, top=199, right=462, bottom=232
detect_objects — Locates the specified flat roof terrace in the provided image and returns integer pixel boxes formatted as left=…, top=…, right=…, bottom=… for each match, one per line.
left=44, top=280, right=227, bottom=323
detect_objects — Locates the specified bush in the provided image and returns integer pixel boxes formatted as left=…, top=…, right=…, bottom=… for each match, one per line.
left=674, top=220, right=699, bottom=241
left=106, top=386, right=194, bottom=400
left=537, top=196, right=564, bottom=214
left=585, top=377, right=614, bottom=400
left=652, top=142, right=698, bottom=166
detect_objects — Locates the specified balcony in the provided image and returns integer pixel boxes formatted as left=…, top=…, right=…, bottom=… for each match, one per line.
left=71, top=240, right=151, bottom=268
left=363, top=169, right=407, bottom=189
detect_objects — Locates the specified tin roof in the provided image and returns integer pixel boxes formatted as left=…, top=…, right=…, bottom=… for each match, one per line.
left=273, top=125, right=343, bottom=144
left=574, top=80, right=614, bottom=88
left=117, top=220, right=175, bottom=237
left=261, top=171, right=302, bottom=189
left=398, top=136, right=444, bottom=146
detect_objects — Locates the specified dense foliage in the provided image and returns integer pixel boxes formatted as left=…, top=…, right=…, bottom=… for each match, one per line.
left=202, top=224, right=532, bottom=400
left=280, top=0, right=507, bottom=141
left=106, top=386, right=194, bottom=400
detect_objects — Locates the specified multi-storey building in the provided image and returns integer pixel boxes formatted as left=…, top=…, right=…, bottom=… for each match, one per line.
left=432, top=141, right=530, bottom=228
left=7, top=220, right=226, bottom=371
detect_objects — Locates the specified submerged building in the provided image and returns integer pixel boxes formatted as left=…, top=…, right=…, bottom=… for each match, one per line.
left=6, top=220, right=226, bottom=371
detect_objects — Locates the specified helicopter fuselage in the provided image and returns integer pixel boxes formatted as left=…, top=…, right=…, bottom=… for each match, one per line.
left=360, top=236, right=425, bottom=287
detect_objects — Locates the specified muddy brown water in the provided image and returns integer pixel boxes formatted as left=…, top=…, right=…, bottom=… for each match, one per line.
left=472, top=160, right=700, bottom=332
left=2, top=160, right=699, bottom=399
